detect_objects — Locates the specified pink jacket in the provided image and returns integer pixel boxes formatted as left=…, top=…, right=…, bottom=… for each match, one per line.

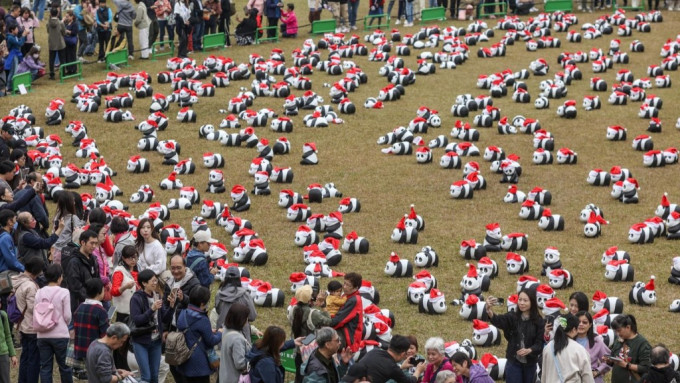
left=93, top=246, right=110, bottom=286
left=34, top=286, right=72, bottom=339
left=280, top=10, right=298, bottom=35
left=17, top=16, right=40, bottom=44
left=247, top=0, right=265, bottom=15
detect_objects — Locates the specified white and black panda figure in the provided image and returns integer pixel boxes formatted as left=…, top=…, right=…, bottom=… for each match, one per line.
left=606, top=125, right=627, bottom=141
left=173, top=158, right=196, bottom=175
left=592, top=291, right=624, bottom=314
left=547, top=269, right=573, bottom=290
left=278, top=189, right=303, bottom=208
left=643, top=150, right=665, bottom=168
left=583, top=95, right=602, bottom=111
left=586, top=169, right=610, bottom=186
left=483, top=222, right=502, bottom=252
left=471, top=319, right=501, bottom=347
left=219, top=114, right=241, bottom=129
left=252, top=283, right=284, bottom=307
left=407, top=281, right=428, bottom=305
left=167, top=197, right=192, bottom=210
left=391, top=217, right=418, bottom=244
left=556, top=100, right=578, bottom=119
left=450, top=180, right=473, bottom=199
left=583, top=211, right=608, bottom=238
left=504, top=185, right=526, bottom=204
left=538, top=209, right=565, bottom=231
left=483, top=146, right=505, bottom=162
left=129, top=185, right=154, bottom=203
left=500, top=162, right=519, bottom=184
left=629, top=276, right=657, bottom=306
left=289, top=272, right=320, bottom=294
left=506, top=252, right=529, bottom=274
left=663, top=148, right=678, bottom=165
left=338, top=197, right=361, bottom=214
left=419, top=289, right=448, bottom=315
left=556, top=148, right=578, bottom=164
left=621, top=178, right=640, bottom=204
left=385, top=252, right=413, bottom=277
left=655, top=74, right=671, bottom=88
left=459, top=294, right=488, bottom=321
left=605, top=260, right=635, bottom=282
left=251, top=171, right=270, bottom=196
left=359, top=280, right=381, bottom=305
left=480, top=354, right=506, bottom=381
left=205, top=169, right=225, bottom=194
left=342, top=231, right=369, bottom=254
left=176, top=107, right=197, bottom=123
left=287, top=203, right=311, bottom=222
left=412, top=246, right=437, bottom=268
left=323, top=212, right=344, bottom=240
left=532, top=149, right=553, bottom=165
left=164, top=237, right=191, bottom=255
left=519, top=199, right=544, bottom=220
left=628, top=223, right=654, bottom=244
left=300, top=142, right=318, bottom=165
left=200, top=200, right=224, bottom=219
left=270, top=117, right=294, bottom=133
left=126, top=155, right=150, bottom=173
left=104, top=108, right=134, bottom=123
left=460, top=239, right=487, bottom=261
left=601, top=246, right=630, bottom=266
left=440, top=152, right=461, bottom=169
left=202, top=152, right=225, bottom=169
left=458, top=263, right=490, bottom=299
left=230, top=185, right=251, bottom=212
left=668, top=212, right=680, bottom=241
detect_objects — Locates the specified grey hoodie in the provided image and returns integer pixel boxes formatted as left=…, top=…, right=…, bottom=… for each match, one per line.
left=215, top=285, right=257, bottom=340
left=113, top=0, right=136, bottom=27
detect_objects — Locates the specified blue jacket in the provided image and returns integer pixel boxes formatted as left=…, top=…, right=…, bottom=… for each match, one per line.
left=73, top=5, right=85, bottom=31
left=265, top=0, right=281, bottom=19
left=0, top=231, right=24, bottom=273
left=4, top=34, right=25, bottom=71
left=185, top=249, right=214, bottom=288
left=0, top=188, right=36, bottom=213
left=176, top=305, right=222, bottom=377
left=65, top=21, right=78, bottom=46
left=16, top=188, right=49, bottom=230
left=129, top=290, right=172, bottom=345
left=247, top=339, right=296, bottom=383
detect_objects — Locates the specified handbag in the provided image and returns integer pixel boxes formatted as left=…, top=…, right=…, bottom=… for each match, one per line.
left=207, top=347, right=220, bottom=370
left=128, top=316, right=156, bottom=336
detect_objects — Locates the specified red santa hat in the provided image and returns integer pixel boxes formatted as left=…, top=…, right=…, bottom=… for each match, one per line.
left=395, top=216, right=406, bottom=231
left=506, top=252, right=522, bottom=264
left=592, top=290, right=607, bottom=302
left=389, top=252, right=400, bottom=263
left=472, top=319, right=492, bottom=335
left=623, top=178, right=640, bottom=190
left=645, top=276, right=655, bottom=291
left=544, top=247, right=559, bottom=257
left=486, top=222, right=500, bottom=231
left=478, top=257, right=494, bottom=267
left=549, top=269, right=569, bottom=281
left=231, top=184, right=246, bottom=196
left=428, top=288, right=444, bottom=303
left=544, top=297, right=566, bottom=312
left=465, top=294, right=480, bottom=306
left=606, top=259, right=628, bottom=272
left=466, top=263, right=478, bottom=278
left=461, top=239, right=477, bottom=248
left=536, top=284, right=554, bottom=299
left=414, top=270, right=433, bottom=283
left=588, top=212, right=609, bottom=225
left=303, top=142, right=317, bottom=152
left=661, top=193, right=670, bottom=207
left=592, top=308, right=609, bottom=324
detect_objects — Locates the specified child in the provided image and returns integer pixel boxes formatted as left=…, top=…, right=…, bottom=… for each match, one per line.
left=368, top=0, right=385, bottom=25
left=234, top=8, right=258, bottom=45
left=46, top=8, right=65, bottom=80
left=0, top=300, right=18, bottom=383
left=279, top=3, right=297, bottom=37
left=16, top=45, right=46, bottom=80
left=325, top=280, right=346, bottom=316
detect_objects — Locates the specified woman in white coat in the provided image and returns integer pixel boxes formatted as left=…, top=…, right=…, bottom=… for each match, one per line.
left=541, top=313, right=595, bottom=383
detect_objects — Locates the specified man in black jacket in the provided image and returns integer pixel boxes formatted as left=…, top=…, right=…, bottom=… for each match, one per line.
left=66, top=230, right=100, bottom=313
left=641, top=345, right=680, bottom=383
left=342, top=335, right=416, bottom=383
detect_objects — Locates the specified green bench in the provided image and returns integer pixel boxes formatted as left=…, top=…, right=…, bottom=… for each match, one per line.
left=312, top=19, right=336, bottom=34
left=202, top=33, right=226, bottom=51
left=11, top=71, right=32, bottom=95
left=59, top=60, right=83, bottom=83
left=256, top=26, right=279, bottom=44
left=477, top=1, right=508, bottom=18
left=364, top=13, right=389, bottom=30
left=151, top=40, right=175, bottom=60
left=105, top=50, right=128, bottom=70
left=544, top=0, right=573, bottom=12
left=613, top=0, right=645, bottom=10
left=420, top=7, right=446, bottom=24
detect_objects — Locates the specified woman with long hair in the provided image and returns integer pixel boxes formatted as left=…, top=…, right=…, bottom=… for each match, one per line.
left=215, top=266, right=257, bottom=341
left=605, top=314, right=652, bottom=383
left=220, top=303, right=251, bottom=383
left=288, top=285, right=331, bottom=383
left=110, top=216, right=135, bottom=267
left=135, top=218, right=166, bottom=275
left=247, top=325, right=300, bottom=383
left=111, top=245, right=139, bottom=324
left=51, top=191, right=83, bottom=264
left=541, top=313, right=595, bottom=382
left=575, top=311, right=611, bottom=383
left=486, top=289, right=545, bottom=383
left=129, top=269, right=170, bottom=383
left=569, top=292, right=589, bottom=315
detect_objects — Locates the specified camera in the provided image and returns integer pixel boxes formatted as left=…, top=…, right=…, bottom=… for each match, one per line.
left=409, top=356, right=425, bottom=365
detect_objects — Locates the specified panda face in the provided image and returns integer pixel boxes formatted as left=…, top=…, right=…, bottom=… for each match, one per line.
left=664, top=151, right=678, bottom=164
left=584, top=223, right=600, bottom=237
left=519, top=206, right=532, bottom=219
left=416, top=151, right=431, bottom=163
left=253, top=173, right=268, bottom=184
left=641, top=290, right=656, bottom=304
left=538, top=216, right=551, bottom=229
left=548, top=276, right=563, bottom=289
left=461, top=276, right=481, bottom=292
left=604, top=267, right=619, bottom=280
left=506, top=261, right=521, bottom=274
left=477, top=264, right=493, bottom=277
left=556, top=151, right=569, bottom=163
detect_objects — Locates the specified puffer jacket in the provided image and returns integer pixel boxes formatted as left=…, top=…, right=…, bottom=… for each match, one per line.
left=176, top=305, right=222, bottom=377
left=11, top=273, right=39, bottom=334
left=185, top=249, right=214, bottom=287
left=301, top=349, right=349, bottom=383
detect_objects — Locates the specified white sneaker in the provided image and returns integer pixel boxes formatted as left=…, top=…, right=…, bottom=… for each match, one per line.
left=128, top=55, right=134, bottom=60
left=395, top=19, right=401, bottom=24
left=577, top=4, right=582, bottom=9
left=351, top=25, right=358, bottom=30
left=342, top=26, right=350, bottom=32
left=405, top=21, right=413, bottom=26
left=335, top=27, right=342, bottom=33
left=669, top=5, right=674, bottom=9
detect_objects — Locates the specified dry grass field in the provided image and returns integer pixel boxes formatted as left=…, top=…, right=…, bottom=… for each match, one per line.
left=7, top=4, right=680, bottom=381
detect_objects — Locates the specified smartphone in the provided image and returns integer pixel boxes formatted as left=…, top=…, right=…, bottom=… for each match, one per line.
left=302, top=333, right=316, bottom=345
left=409, top=356, right=425, bottom=365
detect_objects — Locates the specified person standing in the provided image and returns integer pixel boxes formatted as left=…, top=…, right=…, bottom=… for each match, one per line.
left=46, top=8, right=65, bottom=80
left=189, top=0, right=204, bottom=51
left=247, top=326, right=300, bottom=383
left=218, top=0, right=231, bottom=46
left=112, top=0, right=136, bottom=59
left=486, top=289, right=545, bottom=383
left=143, top=0, right=159, bottom=51
left=220, top=303, right=251, bottom=383
left=133, top=0, right=151, bottom=58
left=33, top=0, right=48, bottom=20
left=72, top=278, right=109, bottom=372
left=605, top=315, right=651, bottom=383
left=73, top=0, right=91, bottom=60
left=541, top=314, right=595, bottom=383
left=264, top=0, right=281, bottom=37
left=330, top=272, right=363, bottom=350
left=307, top=0, right=321, bottom=27
left=51, top=191, right=82, bottom=264
left=0, top=296, right=17, bottom=383
left=4, top=24, right=29, bottom=93
left=173, top=0, right=191, bottom=57
left=12, top=257, right=44, bottom=383
left=289, top=285, right=331, bottom=383
left=62, top=10, right=78, bottom=74
left=111, top=245, right=138, bottom=325
left=347, top=0, right=358, bottom=30
left=0, top=210, right=23, bottom=311
left=129, top=269, right=171, bottom=383
left=17, top=8, right=39, bottom=56
left=95, top=0, right=112, bottom=62
left=214, top=266, right=257, bottom=341
left=203, top=0, right=221, bottom=34
left=35, top=264, right=72, bottom=383
left=135, top=218, right=165, bottom=275
left=185, top=231, right=218, bottom=288
left=88, top=223, right=112, bottom=312
left=65, top=230, right=100, bottom=313
left=154, top=0, right=173, bottom=49
left=300, top=327, right=351, bottom=382
left=110, top=216, right=135, bottom=268
left=575, top=311, right=611, bottom=383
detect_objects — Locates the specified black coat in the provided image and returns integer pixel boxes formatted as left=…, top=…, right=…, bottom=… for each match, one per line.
left=490, top=312, right=545, bottom=365
left=162, top=272, right=201, bottom=330
left=641, top=366, right=680, bottom=383
left=65, top=251, right=100, bottom=313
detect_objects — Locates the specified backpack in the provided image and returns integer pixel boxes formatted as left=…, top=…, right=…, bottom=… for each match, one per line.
left=33, top=295, right=59, bottom=332
left=7, top=293, right=26, bottom=324
left=165, top=326, right=202, bottom=366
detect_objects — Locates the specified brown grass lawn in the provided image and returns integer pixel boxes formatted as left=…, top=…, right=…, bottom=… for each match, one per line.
left=8, top=4, right=680, bottom=381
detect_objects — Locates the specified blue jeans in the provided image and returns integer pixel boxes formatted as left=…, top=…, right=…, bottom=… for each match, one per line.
left=19, top=333, right=39, bottom=383
left=158, top=19, right=175, bottom=46
left=406, top=1, right=413, bottom=21
left=33, top=0, right=46, bottom=20
left=38, top=338, right=73, bottom=383
left=132, top=339, right=162, bottom=383
left=192, top=22, right=204, bottom=51
left=505, top=360, right=536, bottom=383
left=348, top=0, right=359, bottom=26
left=429, top=0, right=438, bottom=6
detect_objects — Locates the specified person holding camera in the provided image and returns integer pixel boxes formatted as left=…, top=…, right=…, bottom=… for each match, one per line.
left=486, top=290, right=545, bottom=383
left=300, top=327, right=352, bottom=383
left=399, top=335, right=424, bottom=378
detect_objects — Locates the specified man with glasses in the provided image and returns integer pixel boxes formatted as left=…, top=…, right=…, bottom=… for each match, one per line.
left=16, top=211, right=64, bottom=265
left=300, top=327, right=353, bottom=382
